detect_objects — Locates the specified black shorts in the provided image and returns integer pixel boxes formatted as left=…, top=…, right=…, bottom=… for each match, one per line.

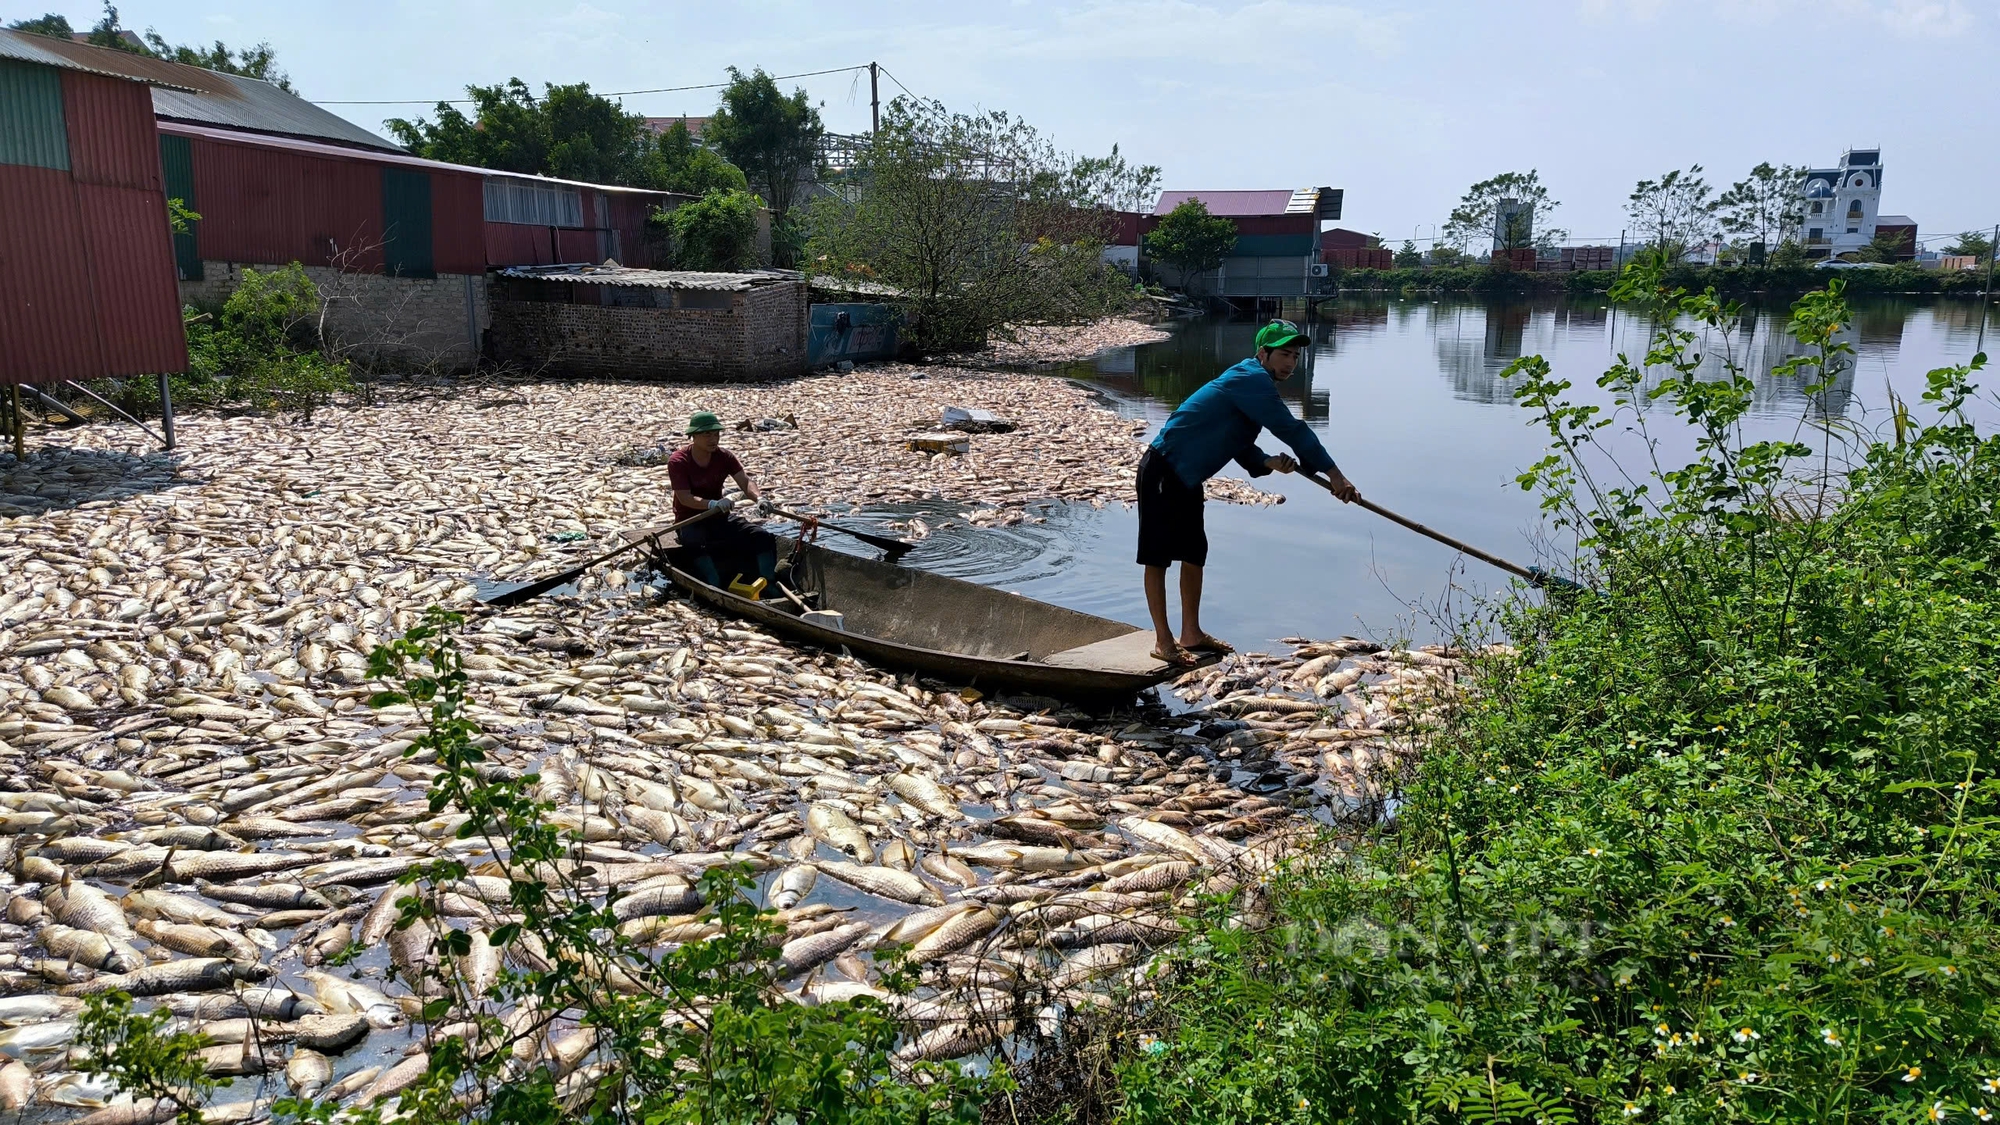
left=1135, top=448, right=1207, bottom=568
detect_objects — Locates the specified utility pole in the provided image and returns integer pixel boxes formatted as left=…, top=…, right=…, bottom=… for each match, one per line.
left=1976, top=220, right=1992, bottom=354
left=869, top=62, right=879, bottom=136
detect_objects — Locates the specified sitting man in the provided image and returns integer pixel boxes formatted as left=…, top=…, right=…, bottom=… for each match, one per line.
left=668, top=411, right=779, bottom=589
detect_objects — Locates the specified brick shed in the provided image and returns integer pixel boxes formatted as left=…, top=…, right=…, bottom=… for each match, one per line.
left=488, top=264, right=808, bottom=381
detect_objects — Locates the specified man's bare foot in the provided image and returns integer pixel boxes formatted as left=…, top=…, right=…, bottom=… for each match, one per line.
left=1181, top=632, right=1234, bottom=654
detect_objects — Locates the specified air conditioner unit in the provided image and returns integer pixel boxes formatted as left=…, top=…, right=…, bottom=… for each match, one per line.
left=1308, top=263, right=1329, bottom=277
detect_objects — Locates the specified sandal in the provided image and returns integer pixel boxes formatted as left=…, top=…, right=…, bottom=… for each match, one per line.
left=1183, top=633, right=1235, bottom=654
left=1151, top=644, right=1201, bottom=668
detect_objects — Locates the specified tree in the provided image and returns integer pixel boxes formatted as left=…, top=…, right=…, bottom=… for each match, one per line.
left=388, top=80, right=655, bottom=186
left=653, top=190, right=761, bottom=271
left=1429, top=245, right=1468, bottom=267
left=11, top=6, right=291, bottom=89
left=1768, top=238, right=1808, bottom=269
left=1394, top=239, right=1422, bottom=268
left=1715, top=162, right=1804, bottom=253
left=1442, top=170, right=1566, bottom=252
left=141, top=34, right=290, bottom=91
left=7, top=13, right=74, bottom=37
left=1858, top=229, right=1913, bottom=263
left=1626, top=166, right=1717, bottom=263
left=1946, top=230, right=1994, bottom=265
left=705, top=69, right=824, bottom=266
left=645, top=120, right=748, bottom=197
left=806, top=97, right=1152, bottom=353
left=1144, top=200, right=1238, bottom=294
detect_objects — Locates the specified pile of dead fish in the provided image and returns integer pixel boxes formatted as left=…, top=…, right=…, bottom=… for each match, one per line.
left=975, top=318, right=1172, bottom=366
left=0, top=391, right=1466, bottom=1118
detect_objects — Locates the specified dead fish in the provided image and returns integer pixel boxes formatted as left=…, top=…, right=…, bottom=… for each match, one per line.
left=354, top=1049, right=428, bottom=1107
left=122, top=888, right=244, bottom=930
left=193, top=880, right=331, bottom=911
left=133, top=918, right=261, bottom=963
left=63, top=956, right=271, bottom=999
left=948, top=843, right=1091, bottom=872
left=777, top=921, right=872, bottom=977
left=299, top=969, right=405, bottom=1028
left=920, top=852, right=979, bottom=889
left=888, top=773, right=959, bottom=818
left=35, top=923, right=145, bottom=973
left=286, top=1047, right=331, bottom=1097
left=770, top=864, right=816, bottom=911
left=814, top=861, right=943, bottom=906
left=807, top=804, right=873, bottom=864
left=878, top=838, right=916, bottom=872
left=609, top=877, right=702, bottom=923
left=0, top=1058, right=31, bottom=1110
left=45, top=881, right=136, bottom=942
left=906, top=905, right=1004, bottom=963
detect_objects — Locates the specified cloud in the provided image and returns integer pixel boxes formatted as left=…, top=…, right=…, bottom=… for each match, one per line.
left=1585, top=0, right=1975, bottom=35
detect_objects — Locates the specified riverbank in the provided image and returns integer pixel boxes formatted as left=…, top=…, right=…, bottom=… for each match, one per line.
left=973, top=317, right=1173, bottom=366
left=1333, top=261, right=1997, bottom=297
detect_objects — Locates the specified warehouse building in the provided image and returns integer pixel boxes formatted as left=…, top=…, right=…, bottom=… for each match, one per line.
left=1150, top=187, right=1343, bottom=301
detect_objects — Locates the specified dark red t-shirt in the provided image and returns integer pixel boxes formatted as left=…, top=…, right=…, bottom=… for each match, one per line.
left=668, top=446, right=743, bottom=521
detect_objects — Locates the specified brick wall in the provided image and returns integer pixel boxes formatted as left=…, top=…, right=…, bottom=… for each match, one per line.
left=487, top=280, right=808, bottom=381
left=181, top=262, right=486, bottom=373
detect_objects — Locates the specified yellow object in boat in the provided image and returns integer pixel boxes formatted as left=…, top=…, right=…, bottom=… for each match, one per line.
left=728, top=575, right=767, bottom=600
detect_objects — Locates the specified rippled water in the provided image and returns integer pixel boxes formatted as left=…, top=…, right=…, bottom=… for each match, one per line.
left=848, top=295, right=1995, bottom=649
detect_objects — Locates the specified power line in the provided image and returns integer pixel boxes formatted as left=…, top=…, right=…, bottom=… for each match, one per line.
left=312, top=63, right=872, bottom=107
left=876, top=65, right=918, bottom=101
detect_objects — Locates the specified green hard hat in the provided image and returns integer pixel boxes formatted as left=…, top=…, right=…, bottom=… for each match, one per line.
left=686, top=411, right=724, bottom=434
left=1255, top=320, right=1309, bottom=351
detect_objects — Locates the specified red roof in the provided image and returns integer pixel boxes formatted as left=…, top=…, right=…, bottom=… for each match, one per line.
left=1153, top=189, right=1295, bottom=217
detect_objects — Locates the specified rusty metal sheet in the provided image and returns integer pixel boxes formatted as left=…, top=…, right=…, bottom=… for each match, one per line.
left=298, top=154, right=383, bottom=273
left=0, top=164, right=104, bottom=384
left=189, top=133, right=308, bottom=265
left=484, top=221, right=555, bottom=268
left=60, top=69, right=160, bottom=191
left=429, top=169, right=484, bottom=275
left=74, top=182, right=188, bottom=375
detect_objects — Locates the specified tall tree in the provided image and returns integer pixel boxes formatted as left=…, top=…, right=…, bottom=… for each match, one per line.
left=1144, top=200, right=1237, bottom=293
left=1715, top=162, right=1804, bottom=251
left=1394, top=240, right=1422, bottom=268
left=806, top=97, right=1152, bottom=352
left=1626, top=166, right=1717, bottom=263
left=644, top=120, right=748, bottom=197
left=705, top=68, right=823, bottom=265
left=1441, top=171, right=1566, bottom=252
left=11, top=6, right=291, bottom=89
left=388, top=80, right=653, bottom=186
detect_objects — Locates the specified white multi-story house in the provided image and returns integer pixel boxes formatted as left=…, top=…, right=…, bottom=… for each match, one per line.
left=1797, top=148, right=1914, bottom=260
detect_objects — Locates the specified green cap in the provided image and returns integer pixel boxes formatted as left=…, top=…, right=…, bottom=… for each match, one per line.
left=1255, top=320, right=1309, bottom=351
left=686, top=411, right=724, bottom=434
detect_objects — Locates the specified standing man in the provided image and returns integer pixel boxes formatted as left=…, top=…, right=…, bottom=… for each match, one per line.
left=669, top=412, right=779, bottom=589
left=1137, top=320, right=1358, bottom=666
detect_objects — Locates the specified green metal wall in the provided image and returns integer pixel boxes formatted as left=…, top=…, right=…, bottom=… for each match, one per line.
left=0, top=58, right=70, bottom=170
left=381, top=168, right=434, bottom=278
left=157, top=133, right=201, bottom=280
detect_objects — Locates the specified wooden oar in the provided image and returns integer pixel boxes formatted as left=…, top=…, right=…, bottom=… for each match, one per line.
left=1303, top=471, right=1590, bottom=594
left=482, top=507, right=720, bottom=607
left=761, top=504, right=915, bottom=560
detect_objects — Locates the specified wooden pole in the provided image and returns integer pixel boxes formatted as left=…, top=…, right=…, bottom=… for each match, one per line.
left=157, top=372, right=176, bottom=451
left=1978, top=222, right=1997, bottom=356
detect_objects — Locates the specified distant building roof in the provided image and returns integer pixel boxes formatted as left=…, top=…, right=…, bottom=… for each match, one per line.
left=1153, top=187, right=1342, bottom=219
left=643, top=116, right=709, bottom=138
left=1876, top=214, right=1916, bottom=226
left=0, top=29, right=399, bottom=152
left=498, top=263, right=801, bottom=291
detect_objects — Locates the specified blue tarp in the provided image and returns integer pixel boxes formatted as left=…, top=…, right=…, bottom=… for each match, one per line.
left=808, top=303, right=900, bottom=367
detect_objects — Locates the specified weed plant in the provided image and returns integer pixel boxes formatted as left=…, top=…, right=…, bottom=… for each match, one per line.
left=1115, top=261, right=2000, bottom=1123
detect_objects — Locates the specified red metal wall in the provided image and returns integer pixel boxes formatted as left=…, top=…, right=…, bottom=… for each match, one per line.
left=0, top=74, right=185, bottom=384
left=178, top=129, right=486, bottom=275
left=61, top=71, right=160, bottom=192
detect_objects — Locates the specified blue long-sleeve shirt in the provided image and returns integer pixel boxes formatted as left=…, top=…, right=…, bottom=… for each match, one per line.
left=1149, top=358, right=1337, bottom=488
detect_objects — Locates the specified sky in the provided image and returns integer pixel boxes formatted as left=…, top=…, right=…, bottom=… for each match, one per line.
left=20, top=0, right=1997, bottom=248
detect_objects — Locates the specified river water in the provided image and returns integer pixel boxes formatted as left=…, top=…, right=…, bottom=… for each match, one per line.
left=870, top=296, right=1995, bottom=650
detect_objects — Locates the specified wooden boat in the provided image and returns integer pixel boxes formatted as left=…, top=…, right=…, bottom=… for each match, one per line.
left=634, top=530, right=1215, bottom=699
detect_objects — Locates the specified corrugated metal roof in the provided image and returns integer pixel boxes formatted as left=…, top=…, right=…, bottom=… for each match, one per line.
left=0, top=28, right=197, bottom=91
left=156, top=120, right=679, bottom=196
left=498, top=263, right=798, bottom=290
left=0, top=29, right=398, bottom=151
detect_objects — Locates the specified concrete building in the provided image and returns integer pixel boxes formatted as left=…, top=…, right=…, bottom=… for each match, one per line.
left=487, top=263, right=808, bottom=381
left=1149, top=188, right=1343, bottom=299
left=1799, top=149, right=1916, bottom=260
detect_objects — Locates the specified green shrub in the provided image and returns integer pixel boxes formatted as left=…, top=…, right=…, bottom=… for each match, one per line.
left=1117, top=264, right=2000, bottom=1122
left=180, top=262, right=353, bottom=419
left=655, top=188, right=762, bottom=271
